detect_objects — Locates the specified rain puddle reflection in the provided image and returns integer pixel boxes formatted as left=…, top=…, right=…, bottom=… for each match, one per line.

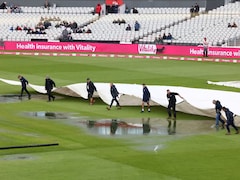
left=0, top=95, right=22, bottom=103
left=23, top=112, right=215, bottom=152
left=85, top=118, right=169, bottom=136
left=26, top=111, right=69, bottom=119
left=81, top=118, right=214, bottom=136
left=24, top=111, right=214, bottom=136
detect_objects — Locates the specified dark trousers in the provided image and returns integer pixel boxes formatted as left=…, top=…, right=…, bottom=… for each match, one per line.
left=47, top=89, right=55, bottom=101
left=216, top=112, right=225, bottom=126
left=168, top=103, right=176, bottom=118
left=226, top=121, right=238, bottom=133
left=203, top=47, right=208, bottom=57
left=20, top=87, right=30, bottom=97
left=110, top=97, right=120, bottom=108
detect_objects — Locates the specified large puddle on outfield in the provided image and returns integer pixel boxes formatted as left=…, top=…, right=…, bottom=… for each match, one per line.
left=0, top=94, right=22, bottom=103
left=24, top=112, right=215, bottom=136
left=20, top=111, right=217, bottom=152
left=27, top=111, right=69, bottom=119
left=82, top=118, right=214, bottom=136
left=0, top=154, right=36, bottom=161
left=0, top=94, right=56, bottom=103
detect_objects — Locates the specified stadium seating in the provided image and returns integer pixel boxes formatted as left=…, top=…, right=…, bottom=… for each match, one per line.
left=20, top=6, right=94, bottom=14
left=0, top=7, right=191, bottom=43
left=0, top=13, right=99, bottom=42
left=0, top=2, right=240, bottom=46
left=143, top=2, right=240, bottom=46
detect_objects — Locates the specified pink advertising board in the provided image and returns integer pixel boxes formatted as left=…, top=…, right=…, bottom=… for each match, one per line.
left=2, top=41, right=240, bottom=58
left=155, top=45, right=240, bottom=58
left=3, top=41, right=138, bottom=54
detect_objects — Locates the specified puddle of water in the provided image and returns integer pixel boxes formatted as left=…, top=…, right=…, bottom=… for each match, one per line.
left=83, top=119, right=169, bottom=136
left=25, top=111, right=69, bottom=119
left=24, top=111, right=215, bottom=136
left=0, top=94, right=22, bottom=103
left=21, top=111, right=216, bottom=152
left=0, top=94, right=59, bottom=103
left=1, top=154, right=36, bottom=161
left=80, top=118, right=214, bottom=136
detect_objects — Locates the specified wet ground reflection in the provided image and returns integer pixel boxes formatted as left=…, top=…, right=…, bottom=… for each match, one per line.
left=27, top=111, right=68, bottom=119
left=24, top=111, right=214, bottom=136
left=82, top=118, right=214, bottom=136
left=0, top=95, right=21, bottom=103
left=85, top=118, right=169, bottom=136
left=23, top=112, right=215, bottom=152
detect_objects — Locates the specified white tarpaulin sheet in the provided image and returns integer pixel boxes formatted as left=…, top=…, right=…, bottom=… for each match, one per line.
left=1, top=78, right=240, bottom=121
left=208, top=80, right=240, bottom=89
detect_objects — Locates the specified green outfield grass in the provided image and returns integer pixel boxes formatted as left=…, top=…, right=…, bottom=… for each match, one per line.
left=0, top=54, right=240, bottom=180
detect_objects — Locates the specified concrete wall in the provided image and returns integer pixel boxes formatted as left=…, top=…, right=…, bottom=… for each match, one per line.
left=206, top=0, right=224, bottom=10
left=7, top=0, right=226, bottom=10
left=8, top=0, right=206, bottom=8
left=124, top=0, right=206, bottom=8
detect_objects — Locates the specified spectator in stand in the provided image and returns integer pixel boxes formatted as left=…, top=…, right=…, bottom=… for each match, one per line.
left=15, top=25, right=22, bottom=31
left=23, top=26, right=27, bottom=30
left=166, top=33, right=172, bottom=40
left=162, top=33, right=167, bottom=40
left=43, top=20, right=51, bottom=29
left=190, top=6, right=194, bottom=14
left=134, top=21, right=140, bottom=31
left=112, top=0, right=119, bottom=13
left=113, top=18, right=120, bottom=24
left=126, top=24, right=131, bottom=31
left=125, top=6, right=130, bottom=14
left=154, top=35, right=164, bottom=44
left=113, top=19, right=126, bottom=25
left=60, top=28, right=72, bottom=41
left=86, top=28, right=92, bottom=33
left=44, top=0, right=50, bottom=8
left=27, top=29, right=32, bottom=34
left=190, top=5, right=195, bottom=17
left=0, top=1, right=7, bottom=9
left=95, top=3, right=102, bottom=16
left=120, top=19, right=126, bottom=25
left=154, top=37, right=159, bottom=44
left=132, top=7, right=138, bottom=14
left=10, top=4, right=22, bottom=13
left=36, top=21, right=45, bottom=30
left=158, top=35, right=163, bottom=44
left=76, top=27, right=83, bottom=33
left=232, top=22, right=238, bottom=28
left=154, top=36, right=163, bottom=44
left=62, top=28, right=68, bottom=36
left=194, top=3, right=200, bottom=13
left=70, top=21, right=78, bottom=31
left=61, top=21, right=71, bottom=28
left=68, top=32, right=73, bottom=41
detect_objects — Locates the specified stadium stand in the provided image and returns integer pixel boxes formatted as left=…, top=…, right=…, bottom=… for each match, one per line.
left=156, top=2, right=240, bottom=46
left=0, top=1, right=240, bottom=46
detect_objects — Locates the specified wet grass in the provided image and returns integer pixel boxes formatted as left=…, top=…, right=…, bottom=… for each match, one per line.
left=0, top=55, right=240, bottom=180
